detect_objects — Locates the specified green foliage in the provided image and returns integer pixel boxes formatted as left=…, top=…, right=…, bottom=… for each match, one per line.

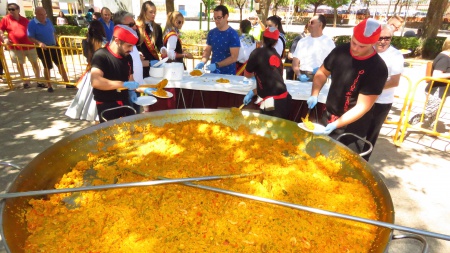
left=285, top=32, right=300, bottom=50
left=180, top=30, right=208, bottom=44
left=223, top=4, right=236, bottom=13
left=422, top=37, right=447, bottom=59
left=326, top=0, right=350, bottom=9
left=390, top=36, right=420, bottom=52
left=54, top=25, right=86, bottom=36
left=25, top=10, right=34, bottom=19
left=333, top=35, right=351, bottom=45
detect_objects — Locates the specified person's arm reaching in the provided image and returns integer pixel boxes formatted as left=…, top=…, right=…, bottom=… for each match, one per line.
left=333, top=94, right=378, bottom=129
left=383, top=74, right=401, bottom=89
left=216, top=47, right=239, bottom=68
left=91, top=67, right=136, bottom=90
left=311, top=65, right=329, bottom=97
left=432, top=69, right=450, bottom=79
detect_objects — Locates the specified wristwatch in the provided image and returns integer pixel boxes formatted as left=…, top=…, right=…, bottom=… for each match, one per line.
left=215, top=62, right=219, bottom=69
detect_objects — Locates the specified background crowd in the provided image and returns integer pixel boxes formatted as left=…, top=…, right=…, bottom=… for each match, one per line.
left=2, top=1, right=449, bottom=159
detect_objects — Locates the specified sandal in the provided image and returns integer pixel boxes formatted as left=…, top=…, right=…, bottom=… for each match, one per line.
left=23, top=83, right=31, bottom=89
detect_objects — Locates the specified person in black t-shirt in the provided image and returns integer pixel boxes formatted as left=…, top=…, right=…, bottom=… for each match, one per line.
left=243, top=27, right=291, bottom=119
left=307, top=18, right=388, bottom=139
left=91, top=25, right=140, bottom=122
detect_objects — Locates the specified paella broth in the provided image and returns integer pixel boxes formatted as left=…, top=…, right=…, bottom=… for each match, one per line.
left=24, top=120, right=379, bottom=252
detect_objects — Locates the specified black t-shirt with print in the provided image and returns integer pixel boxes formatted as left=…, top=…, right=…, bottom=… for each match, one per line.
left=91, top=47, right=134, bottom=102
left=323, top=43, right=388, bottom=116
left=245, top=47, right=287, bottom=98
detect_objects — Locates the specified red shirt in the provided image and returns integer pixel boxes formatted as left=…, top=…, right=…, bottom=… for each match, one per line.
left=0, top=14, right=34, bottom=50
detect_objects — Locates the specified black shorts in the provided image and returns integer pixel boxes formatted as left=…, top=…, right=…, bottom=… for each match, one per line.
left=36, top=46, right=64, bottom=69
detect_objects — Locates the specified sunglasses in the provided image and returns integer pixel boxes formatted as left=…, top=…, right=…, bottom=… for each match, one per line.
left=8, top=8, right=17, bottom=11
left=126, top=22, right=136, bottom=27
left=378, top=36, right=392, bottom=41
left=213, top=16, right=223, bottom=21
left=177, top=20, right=183, bottom=25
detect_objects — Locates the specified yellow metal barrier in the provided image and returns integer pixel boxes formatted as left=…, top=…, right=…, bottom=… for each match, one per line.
left=0, top=36, right=87, bottom=91
left=384, top=75, right=413, bottom=137
left=182, top=43, right=205, bottom=70
left=392, top=76, right=450, bottom=146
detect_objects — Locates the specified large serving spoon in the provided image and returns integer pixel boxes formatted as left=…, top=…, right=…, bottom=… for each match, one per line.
left=160, top=176, right=450, bottom=242
left=0, top=172, right=262, bottom=200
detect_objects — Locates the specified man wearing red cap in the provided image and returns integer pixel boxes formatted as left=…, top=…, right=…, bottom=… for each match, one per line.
left=242, top=27, right=291, bottom=119
left=307, top=18, right=388, bottom=142
left=91, top=24, right=140, bottom=122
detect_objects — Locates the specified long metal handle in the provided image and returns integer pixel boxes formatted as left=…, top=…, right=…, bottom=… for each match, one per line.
left=336, top=132, right=373, bottom=157
left=100, top=105, right=136, bottom=122
left=0, top=161, right=22, bottom=171
left=392, top=234, right=429, bottom=253
left=161, top=178, right=450, bottom=241
left=0, top=173, right=260, bottom=199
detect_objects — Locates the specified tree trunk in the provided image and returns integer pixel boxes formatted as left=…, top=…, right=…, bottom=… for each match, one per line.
left=42, top=0, right=53, bottom=21
left=420, top=0, right=448, bottom=59
left=333, top=8, right=337, bottom=27
left=422, top=0, right=447, bottom=39
left=259, top=0, right=272, bottom=22
left=240, top=7, right=243, bottom=22
left=166, top=0, right=175, bottom=14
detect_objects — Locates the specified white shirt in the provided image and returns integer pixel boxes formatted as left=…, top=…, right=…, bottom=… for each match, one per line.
left=274, top=37, right=284, bottom=57
left=376, top=46, right=404, bottom=104
left=130, top=46, right=144, bottom=85
left=237, top=34, right=256, bottom=63
left=292, top=34, right=335, bottom=72
left=166, top=35, right=178, bottom=60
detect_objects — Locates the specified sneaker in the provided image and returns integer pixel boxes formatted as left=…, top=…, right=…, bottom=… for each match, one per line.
left=66, top=85, right=76, bottom=89
left=47, top=87, right=54, bottom=93
left=408, top=114, right=421, bottom=125
left=23, top=83, right=31, bottom=89
left=37, top=83, right=47, bottom=88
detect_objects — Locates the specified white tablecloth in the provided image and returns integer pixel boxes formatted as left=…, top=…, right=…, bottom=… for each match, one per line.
left=143, top=72, right=330, bottom=103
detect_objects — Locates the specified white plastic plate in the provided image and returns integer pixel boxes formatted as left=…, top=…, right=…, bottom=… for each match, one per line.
left=297, top=122, right=325, bottom=133
left=135, top=96, right=157, bottom=106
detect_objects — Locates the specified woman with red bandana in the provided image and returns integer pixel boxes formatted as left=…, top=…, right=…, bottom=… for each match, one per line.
left=243, top=27, right=291, bottom=119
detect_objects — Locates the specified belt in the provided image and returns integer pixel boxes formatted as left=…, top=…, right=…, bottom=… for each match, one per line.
left=96, top=100, right=125, bottom=105
left=257, top=91, right=288, bottom=105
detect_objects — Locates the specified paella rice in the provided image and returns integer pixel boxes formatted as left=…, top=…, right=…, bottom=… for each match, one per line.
left=23, top=120, right=380, bottom=252
left=190, top=70, right=203, bottom=76
left=216, top=78, right=230, bottom=83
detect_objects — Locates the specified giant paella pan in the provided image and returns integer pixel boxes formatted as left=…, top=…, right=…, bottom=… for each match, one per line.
left=0, top=109, right=421, bottom=252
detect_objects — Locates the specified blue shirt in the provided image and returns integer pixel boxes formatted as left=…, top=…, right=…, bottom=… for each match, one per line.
left=206, top=27, right=240, bottom=75
left=99, top=18, right=114, bottom=41
left=27, top=18, right=56, bottom=46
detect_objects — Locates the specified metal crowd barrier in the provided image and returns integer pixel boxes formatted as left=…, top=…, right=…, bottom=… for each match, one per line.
left=392, top=76, right=450, bottom=146
left=383, top=75, right=413, bottom=140
left=0, top=36, right=87, bottom=91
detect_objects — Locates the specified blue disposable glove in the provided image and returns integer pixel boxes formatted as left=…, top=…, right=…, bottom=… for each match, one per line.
left=128, top=90, right=137, bottom=103
left=195, top=62, right=205, bottom=69
left=306, top=96, right=318, bottom=109
left=206, top=63, right=217, bottom=72
left=313, top=121, right=338, bottom=135
left=312, top=67, right=319, bottom=75
left=144, top=88, right=157, bottom=95
left=150, top=60, right=160, bottom=67
left=298, top=74, right=309, bottom=82
left=243, top=90, right=254, bottom=105
left=123, top=81, right=139, bottom=90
